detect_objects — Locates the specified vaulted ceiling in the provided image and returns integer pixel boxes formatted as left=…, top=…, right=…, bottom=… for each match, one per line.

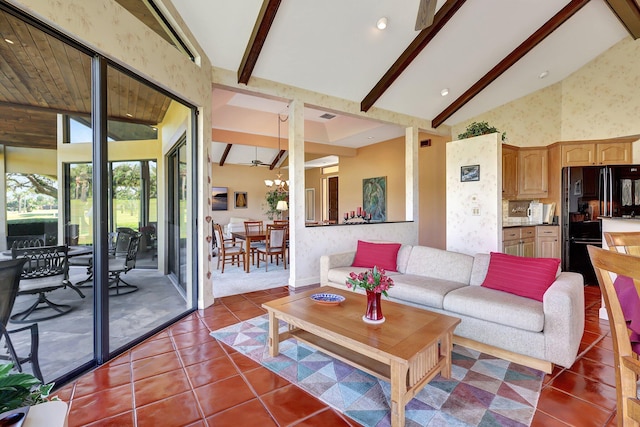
left=175, top=0, right=639, bottom=136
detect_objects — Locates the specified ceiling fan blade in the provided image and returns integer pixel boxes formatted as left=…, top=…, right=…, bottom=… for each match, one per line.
left=415, top=0, right=436, bottom=31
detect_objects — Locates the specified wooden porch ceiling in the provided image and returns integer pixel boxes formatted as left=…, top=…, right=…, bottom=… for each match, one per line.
left=0, top=7, right=172, bottom=149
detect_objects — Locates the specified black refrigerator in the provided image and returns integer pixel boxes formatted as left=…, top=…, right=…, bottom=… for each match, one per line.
left=562, top=165, right=640, bottom=283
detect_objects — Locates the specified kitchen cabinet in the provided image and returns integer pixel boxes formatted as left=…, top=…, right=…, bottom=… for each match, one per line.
left=502, top=145, right=518, bottom=199
left=503, top=227, right=536, bottom=257
left=517, top=148, right=548, bottom=199
left=561, top=142, right=631, bottom=167
left=536, top=225, right=560, bottom=258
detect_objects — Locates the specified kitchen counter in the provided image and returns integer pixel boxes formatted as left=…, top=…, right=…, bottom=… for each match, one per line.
left=503, top=222, right=558, bottom=228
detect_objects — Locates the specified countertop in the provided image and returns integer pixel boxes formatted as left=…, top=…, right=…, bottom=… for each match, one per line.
left=502, top=222, right=558, bottom=228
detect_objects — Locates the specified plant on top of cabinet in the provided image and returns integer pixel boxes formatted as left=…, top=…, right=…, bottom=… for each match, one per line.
left=457, top=121, right=506, bottom=142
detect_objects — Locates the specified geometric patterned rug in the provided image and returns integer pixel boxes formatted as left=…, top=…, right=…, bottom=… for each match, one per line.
left=211, top=315, right=544, bottom=427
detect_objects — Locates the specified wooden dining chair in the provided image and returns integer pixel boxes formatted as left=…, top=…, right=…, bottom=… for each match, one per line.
left=256, top=224, right=287, bottom=271
left=243, top=221, right=264, bottom=265
left=604, top=231, right=640, bottom=256
left=588, top=245, right=640, bottom=427
left=273, top=220, right=289, bottom=263
left=213, top=224, right=244, bottom=273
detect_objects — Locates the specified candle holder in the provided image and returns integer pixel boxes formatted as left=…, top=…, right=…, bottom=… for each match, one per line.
left=343, top=209, right=371, bottom=224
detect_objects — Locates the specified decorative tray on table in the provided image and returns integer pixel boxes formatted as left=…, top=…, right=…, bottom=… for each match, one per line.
left=310, top=293, right=345, bottom=306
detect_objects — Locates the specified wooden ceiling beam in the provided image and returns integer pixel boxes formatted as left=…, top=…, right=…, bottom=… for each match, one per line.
left=269, top=149, right=286, bottom=170
left=604, top=0, right=640, bottom=39
left=432, top=0, right=590, bottom=129
left=219, top=144, right=232, bottom=166
left=237, top=0, right=282, bottom=85
left=360, top=0, right=467, bottom=113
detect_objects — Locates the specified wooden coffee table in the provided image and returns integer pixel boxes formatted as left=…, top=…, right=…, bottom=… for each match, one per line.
left=262, top=286, right=461, bottom=427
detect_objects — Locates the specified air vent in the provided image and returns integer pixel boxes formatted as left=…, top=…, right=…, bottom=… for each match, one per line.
left=319, top=113, right=336, bottom=120
left=420, top=139, right=432, bottom=147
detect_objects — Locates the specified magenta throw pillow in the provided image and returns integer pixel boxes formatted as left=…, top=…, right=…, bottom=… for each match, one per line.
left=480, top=252, right=561, bottom=302
left=351, top=240, right=401, bottom=272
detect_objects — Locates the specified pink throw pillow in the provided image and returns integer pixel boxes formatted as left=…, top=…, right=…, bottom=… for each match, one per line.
left=351, top=240, right=401, bottom=272
left=480, top=252, right=561, bottom=302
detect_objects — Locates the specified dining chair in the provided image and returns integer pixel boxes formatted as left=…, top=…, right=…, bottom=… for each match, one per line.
left=588, top=245, right=640, bottom=427
left=244, top=221, right=264, bottom=265
left=108, top=232, right=141, bottom=296
left=604, top=231, right=640, bottom=256
left=213, top=224, right=244, bottom=273
left=11, top=245, right=85, bottom=323
left=256, top=224, right=287, bottom=271
left=273, top=220, right=290, bottom=264
left=0, top=258, right=44, bottom=382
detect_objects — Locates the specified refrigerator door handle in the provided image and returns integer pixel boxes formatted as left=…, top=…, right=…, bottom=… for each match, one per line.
left=602, top=167, right=609, bottom=216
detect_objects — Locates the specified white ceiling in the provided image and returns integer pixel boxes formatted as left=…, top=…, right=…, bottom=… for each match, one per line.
left=173, top=0, right=630, bottom=164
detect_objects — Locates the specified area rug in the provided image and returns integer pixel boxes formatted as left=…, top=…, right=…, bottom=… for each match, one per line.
left=210, top=315, right=544, bottom=427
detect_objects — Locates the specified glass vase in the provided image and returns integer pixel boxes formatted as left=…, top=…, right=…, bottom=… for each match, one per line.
left=363, top=290, right=385, bottom=324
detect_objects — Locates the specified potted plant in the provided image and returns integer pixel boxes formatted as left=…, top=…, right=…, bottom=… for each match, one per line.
left=264, top=190, right=288, bottom=220
left=0, top=363, right=57, bottom=414
left=457, top=121, right=506, bottom=142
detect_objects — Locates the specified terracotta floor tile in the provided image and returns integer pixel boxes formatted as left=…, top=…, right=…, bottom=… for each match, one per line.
left=205, top=398, right=278, bottom=427
left=536, top=387, right=612, bottom=427
left=184, top=355, right=239, bottom=388
left=54, top=383, right=75, bottom=402
left=130, top=336, right=175, bottom=361
left=530, top=410, right=571, bottom=427
left=233, top=306, right=267, bottom=320
left=131, top=351, right=182, bottom=381
left=73, top=363, right=132, bottom=398
left=194, top=374, right=255, bottom=416
left=177, top=339, right=227, bottom=366
left=83, top=411, right=135, bottom=427
left=595, top=335, right=614, bottom=351
left=67, top=383, right=133, bottom=426
left=200, top=312, right=241, bottom=330
left=168, top=316, right=207, bottom=336
left=222, top=299, right=260, bottom=311
left=261, top=384, right=327, bottom=426
left=107, top=351, right=131, bottom=366
left=582, top=345, right=615, bottom=367
left=171, top=328, right=219, bottom=349
left=133, top=368, right=191, bottom=407
left=229, top=350, right=261, bottom=372
left=548, top=370, right=617, bottom=411
left=243, top=366, right=290, bottom=395
left=568, top=356, right=617, bottom=387
left=135, top=391, right=202, bottom=427
left=219, top=294, right=248, bottom=304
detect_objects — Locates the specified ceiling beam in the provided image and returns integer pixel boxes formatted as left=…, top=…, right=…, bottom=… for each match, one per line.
left=432, top=0, right=590, bottom=129
left=237, top=0, right=282, bottom=84
left=604, top=0, right=640, bottom=39
left=360, top=0, right=467, bottom=113
left=219, top=144, right=232, bottom=166
left=269, top=149, right=286, bottom=170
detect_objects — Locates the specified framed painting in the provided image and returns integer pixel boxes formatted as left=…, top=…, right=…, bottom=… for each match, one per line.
left=460, top=165, right=480, bottom=182
left=234, top=191, right=247, bottom=208
left=211, top=187, right=228, bottom=211
left=362, top=176, right=386, bottom=221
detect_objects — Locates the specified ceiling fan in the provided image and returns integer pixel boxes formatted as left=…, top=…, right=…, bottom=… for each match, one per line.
left=415, top=0, right=437, bottom=31
left=243, top=146, right=270, bottom=167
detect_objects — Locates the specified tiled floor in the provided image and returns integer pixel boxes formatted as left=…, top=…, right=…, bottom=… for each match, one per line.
left=56, top=284, right=617, bottom=427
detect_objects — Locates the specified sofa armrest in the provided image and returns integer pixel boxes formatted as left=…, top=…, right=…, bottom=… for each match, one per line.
left=542, top=271, right=585, bottom=368
left=320, top=251, right=356, bottom=286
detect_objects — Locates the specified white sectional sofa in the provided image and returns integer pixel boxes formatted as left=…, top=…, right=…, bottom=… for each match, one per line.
left=320, top=244, right=585, bottom=373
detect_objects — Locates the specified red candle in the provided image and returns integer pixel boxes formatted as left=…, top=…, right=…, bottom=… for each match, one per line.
left=357, top=207, right=362, bottom=216
left=351, top=211, right=355, bottom=217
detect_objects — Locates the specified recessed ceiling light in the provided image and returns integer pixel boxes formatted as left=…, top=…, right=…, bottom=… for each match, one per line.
left=125, top=113, right=133, bottom=118
left=538, top=70, right=549, bottom=79
left=4, top=38, right=14, bottom=44
left=367, top=136, right=374, bottom=139
left=440, top=88, right=449, bottom=97
left=376, top=17, right=388, bottom=30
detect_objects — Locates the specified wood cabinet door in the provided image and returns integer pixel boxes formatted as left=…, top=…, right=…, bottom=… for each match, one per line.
left=518, top=149, right=548, bottom=198
left=503, top=240, right=520, bottom=256
left=536, top=236, right=559, bottom=258
left=562, top=143, right=595, bottom=166
left=521, top=238, right=536, bottom=257
left=502, top=147, right=518, bottom=199
left=597, top=142, right=631, bottom=165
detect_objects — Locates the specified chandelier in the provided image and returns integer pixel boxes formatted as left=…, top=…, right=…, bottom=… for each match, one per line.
left=264, top=112, right=289, bottom=190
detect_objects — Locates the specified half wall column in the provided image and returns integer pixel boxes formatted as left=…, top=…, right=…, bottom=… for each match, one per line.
left=405, top=126, right=419, bottom=222
left=288, top=98, right=304, bottom=288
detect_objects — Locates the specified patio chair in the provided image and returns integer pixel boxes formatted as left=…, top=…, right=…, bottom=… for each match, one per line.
left=256, top=224, right=287, bottom=271
left=11, top=245, right=85, bottom=323
left=7, top=234, right=46, bottom=250
left=108, top=232, right=141, bottom=296
left=0, top=258, right=43, bottom=382
left=213, top=224, right=244, bottom=273
left=588, top=245, right=640, bottom=427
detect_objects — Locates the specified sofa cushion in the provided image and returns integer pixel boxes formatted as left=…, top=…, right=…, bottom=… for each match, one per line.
left=481, top=252, right=560, bottom=302
left=443, top=285, right=545, bottom=332
left=391, top=274, right=468, bottom=309
left=404, top=246, right=474, bottom=285
left=352, top=240, right=401, bottom=272
left=469, top=253, right=491, bottom=286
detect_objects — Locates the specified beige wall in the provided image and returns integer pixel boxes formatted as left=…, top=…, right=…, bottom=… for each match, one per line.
left=304, top=166, right=322, bottom=221
left=451, top=36, right=640, bottom=147
left=418, top=133, right=449, bottom=249
left=337, top=137, right=406, bottom=222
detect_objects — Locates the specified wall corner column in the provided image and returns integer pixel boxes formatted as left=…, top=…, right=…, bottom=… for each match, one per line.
left=405, top=126, right=419, bottom=222
left=288, top=99, right=304, bottom=288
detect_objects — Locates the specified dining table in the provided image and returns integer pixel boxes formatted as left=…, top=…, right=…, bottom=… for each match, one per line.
left=230, top=231, right=266, bottom=273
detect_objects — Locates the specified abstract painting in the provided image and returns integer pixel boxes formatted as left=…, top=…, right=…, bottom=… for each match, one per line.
left=363, top=176, right=386, bottom=221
